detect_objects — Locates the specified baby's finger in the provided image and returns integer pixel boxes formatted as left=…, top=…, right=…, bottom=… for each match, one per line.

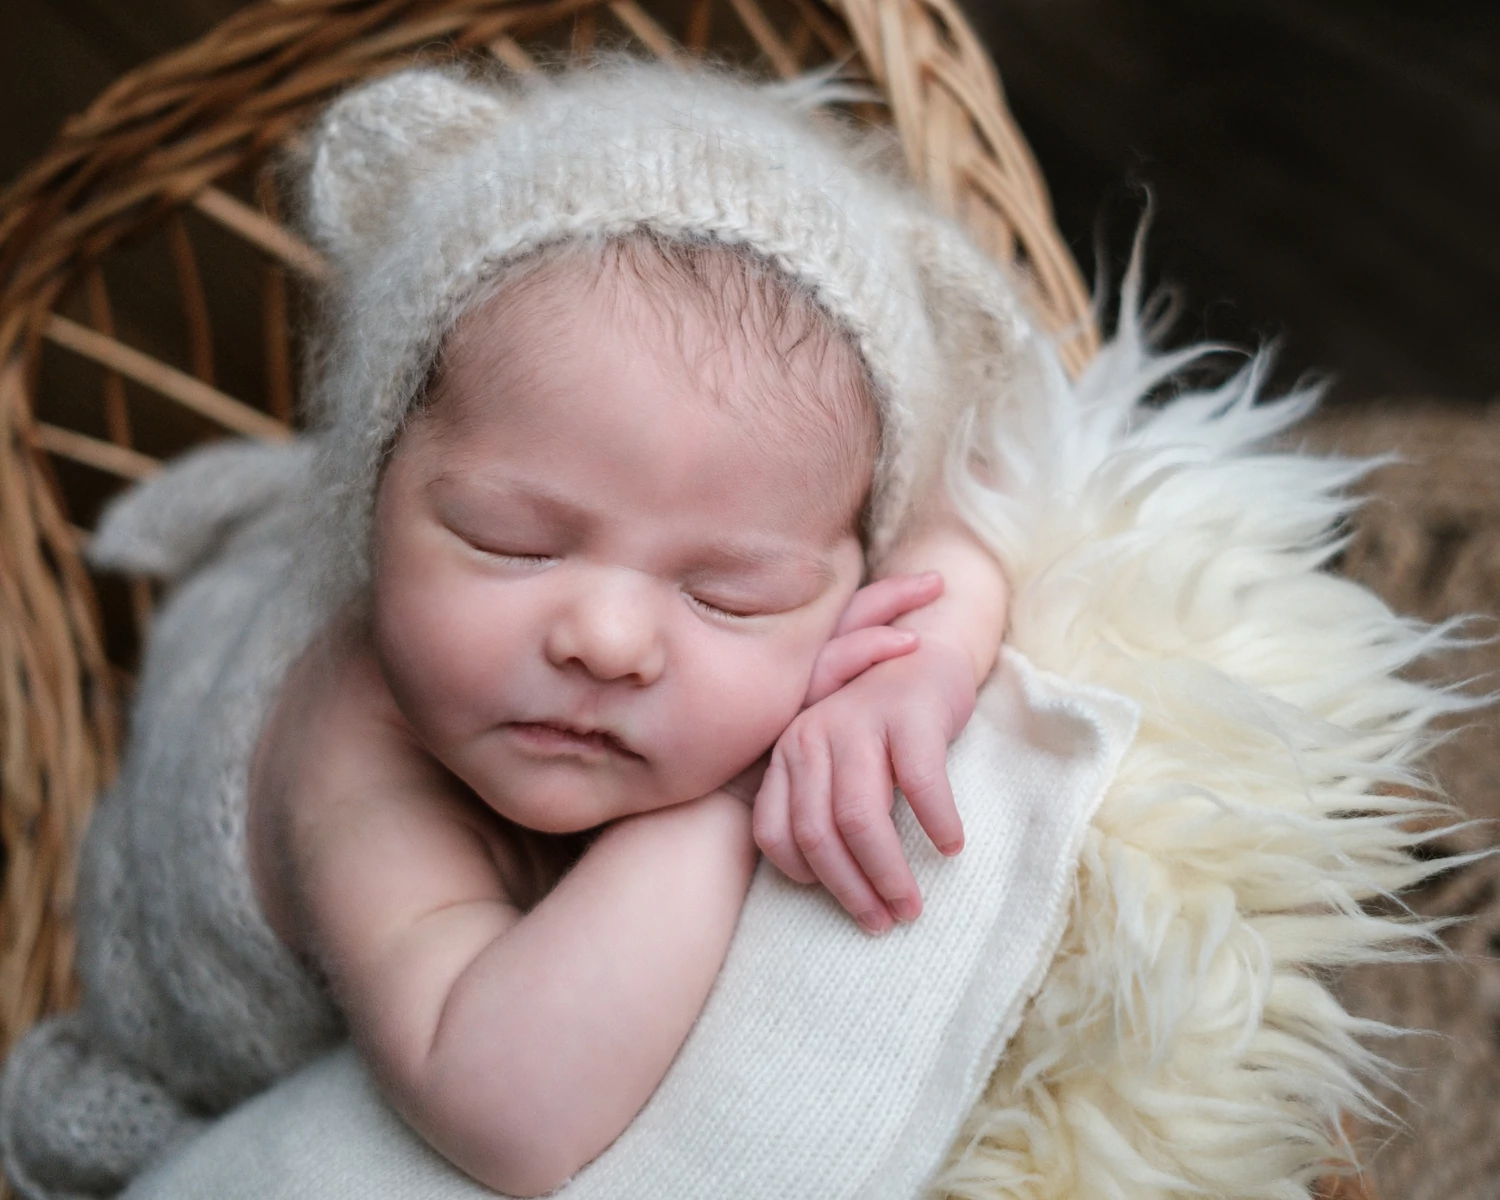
left=891, top=715, right=965, bottom=856
left=804, top=626, right=919, bottom=706
left=833, top=571, right=944, bottom=638
left=831, top=737, right=922, bottom=922
left=787, top=743, right=895, bottom=934
left=752, top=750, right=816, bottom=885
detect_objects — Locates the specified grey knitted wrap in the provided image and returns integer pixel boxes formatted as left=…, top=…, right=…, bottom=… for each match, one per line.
left=0, top=441, right=344, bottom=1200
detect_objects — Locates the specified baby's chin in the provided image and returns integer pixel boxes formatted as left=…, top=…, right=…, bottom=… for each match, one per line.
left=465, top=756, right=725, bottom=835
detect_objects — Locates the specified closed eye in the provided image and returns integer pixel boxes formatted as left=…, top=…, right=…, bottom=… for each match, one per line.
left=685, top=592, right=762, bottom=620
left=456, top=535, right=557, bottom=567
left=491, top=552, right=556, bottom=566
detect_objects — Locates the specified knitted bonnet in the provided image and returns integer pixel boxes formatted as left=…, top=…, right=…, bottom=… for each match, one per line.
left=298, top=59, right=1051, bottom=600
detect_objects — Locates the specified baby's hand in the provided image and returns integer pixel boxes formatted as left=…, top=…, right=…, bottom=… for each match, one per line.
left=752, top=573, right=977, bottom=934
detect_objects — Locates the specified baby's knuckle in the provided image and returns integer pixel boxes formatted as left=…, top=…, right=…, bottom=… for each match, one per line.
left=899, top=761, right=947, bottom=799
left=751, top=813, right=782, bottom=853
left=830, top=800, right=879, bottom=839
left=789, top=718, right=826, bottom=751
left=764, top=745, right=789, bottom=779
left=790, top=815, right=831, bottom=856
left=776, top=731, right=811, bottom=770
left=758, top=839, right=794, bottom=874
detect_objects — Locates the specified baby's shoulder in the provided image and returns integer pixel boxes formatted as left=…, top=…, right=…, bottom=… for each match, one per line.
left=250, top=623, right=582, bottom=938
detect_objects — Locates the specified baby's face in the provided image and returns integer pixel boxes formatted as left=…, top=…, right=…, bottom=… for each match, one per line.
left=372, top=264, right=869, bottom=833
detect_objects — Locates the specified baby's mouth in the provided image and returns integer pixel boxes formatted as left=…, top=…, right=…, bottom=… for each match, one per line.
left=505, top=721, right=642, bottom=761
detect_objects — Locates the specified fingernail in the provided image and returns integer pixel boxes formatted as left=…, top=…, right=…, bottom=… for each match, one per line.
left=892, top=629, right=918, bottom=644
left=858, top=909, right=891, bottom=935
left=891, top=896, right=921, bottom=922
left=939, top=839, right=964, bottom=856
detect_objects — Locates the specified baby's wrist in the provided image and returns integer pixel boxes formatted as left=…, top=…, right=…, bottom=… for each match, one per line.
left=599, top=791, right=756, bottom=891
left=666, top=791, right=758, bottom=879
left=700, top=748, right=768, bottom=810
left=698, top=788, right=757, bottom=834
left=638, top=787, right=753, bottom=834
left=904, top=631, right=980, bottom=691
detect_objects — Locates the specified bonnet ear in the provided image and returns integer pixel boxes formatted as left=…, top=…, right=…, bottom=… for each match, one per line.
left=906, top=211, right=1047, bottom=408
left=301, top=69, right=513, bottom=274
left=905, top=213, right=1062, bottom=487
left=895, top=212, right=1077, bottom=564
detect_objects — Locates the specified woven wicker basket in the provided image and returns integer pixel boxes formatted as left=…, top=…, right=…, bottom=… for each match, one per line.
left=0, top=1, right=1370, bottom=1196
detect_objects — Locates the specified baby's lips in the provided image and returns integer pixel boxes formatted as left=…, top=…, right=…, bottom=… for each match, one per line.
left=510, top=718, right=643, bottom=760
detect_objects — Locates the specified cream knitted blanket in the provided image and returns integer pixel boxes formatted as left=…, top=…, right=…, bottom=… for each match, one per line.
left=123, top=650, right=1136, bottom=1200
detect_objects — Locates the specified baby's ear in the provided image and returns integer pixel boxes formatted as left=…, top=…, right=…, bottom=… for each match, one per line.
left=299, top=68, right=511, bottom=274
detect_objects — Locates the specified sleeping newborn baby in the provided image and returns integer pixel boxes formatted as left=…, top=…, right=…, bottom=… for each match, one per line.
left=0, top=62, right=1052, bottom=1200
left=248, top=232, right=1007, bottom=1195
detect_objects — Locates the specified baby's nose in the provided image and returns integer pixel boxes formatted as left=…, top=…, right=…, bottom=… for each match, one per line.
left=545, top=570, right=666, bottom=685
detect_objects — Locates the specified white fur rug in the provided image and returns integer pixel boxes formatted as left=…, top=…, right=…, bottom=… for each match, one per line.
left=930, top=272, right=1472, bottom=1198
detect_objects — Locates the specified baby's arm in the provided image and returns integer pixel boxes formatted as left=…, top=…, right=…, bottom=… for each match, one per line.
left=753, top=503, right=1008, bottom=933
left=252, top=633, right=756, bottom=1197
left=875, top=505, right=1008, bottom=687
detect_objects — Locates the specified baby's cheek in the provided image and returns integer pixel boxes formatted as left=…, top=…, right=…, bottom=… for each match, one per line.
left=375, top=573, right=500, bottom=741
left=677, top=642, right=812, bottom=779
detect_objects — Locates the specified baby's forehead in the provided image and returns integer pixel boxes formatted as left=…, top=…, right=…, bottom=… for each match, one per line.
left=428, top=235, right=880, bottom=519
left=448, top=236, right=847, bottom=384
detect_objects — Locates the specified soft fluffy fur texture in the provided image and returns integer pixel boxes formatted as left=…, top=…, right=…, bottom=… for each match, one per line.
left=928, top=253, right=1472, bottom=1198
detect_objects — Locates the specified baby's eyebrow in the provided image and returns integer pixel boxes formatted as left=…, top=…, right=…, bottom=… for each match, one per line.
left=428, top=473, right=590, bottom=532
left=686, top=542, right=837, bottom=586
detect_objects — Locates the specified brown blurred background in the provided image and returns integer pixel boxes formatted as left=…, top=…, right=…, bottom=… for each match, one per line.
left=4, top=2, right=1499, bottom=1197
